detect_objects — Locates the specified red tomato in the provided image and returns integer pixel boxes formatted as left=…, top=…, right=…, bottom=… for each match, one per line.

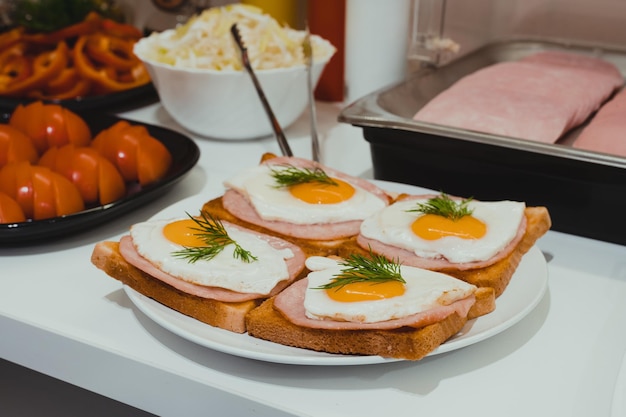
left=8, top=101, right=92, bottom=154
left=40, top=144, right=125, bottom=205
left=0, top=161, right=84, bottom=220
left=92, top=121, right=172, bottom=186
left=0, top=191, right=26, bottom=223
left=31, top=165, right=57, bottom=220
left=50, top=167, right=85, bottom=217
left=0, top=124, right=38, bottom=168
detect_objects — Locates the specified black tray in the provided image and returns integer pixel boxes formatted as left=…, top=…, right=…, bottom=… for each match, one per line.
left=0, top=111, right=200, bottom=244
left=339, top=39, right=626, bottom=246
left=0, top=83, right=158, bottom=113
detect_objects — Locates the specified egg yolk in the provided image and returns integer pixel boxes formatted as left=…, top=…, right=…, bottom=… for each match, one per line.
left=411, top=214, right=487, bottom=240
left=326, top=281, right=406, bottom=302
left=289, top=178, right=355, bottom=204
left=163, top=219, right=205, bottom=247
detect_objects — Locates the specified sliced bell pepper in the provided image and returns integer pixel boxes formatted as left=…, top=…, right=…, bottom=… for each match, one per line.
left=0, top=41, right=68, bottom=97
left=73, top=34, right=150, bottom=93
left=34, top=66, right=92, bottom=100
left=0, top=27, right=24, bottom=50
left=85, top=33, right=139, bottom=70
left=100, top=18, right=143, bottom=39
left=0, top=45, right=33, bottom=89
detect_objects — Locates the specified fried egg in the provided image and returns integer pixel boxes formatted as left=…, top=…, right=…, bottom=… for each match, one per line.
left=303, top=256, right=476, bottom=323
left=224, top=164, right=387, bottom=224
left=360, top=197, right=525, bottom=263
left=130, top=217, right=294, bottom=294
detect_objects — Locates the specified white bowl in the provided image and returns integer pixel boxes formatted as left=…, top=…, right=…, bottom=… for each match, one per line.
left=134, top=39, right=332, bottom=140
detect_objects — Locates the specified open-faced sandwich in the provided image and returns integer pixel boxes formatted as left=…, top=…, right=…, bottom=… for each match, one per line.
left=201, top=153, right=393, bottom=257
left=91, top=213, right=307, bottom=333
left=91, top=157, right=551, bottom=360
left=338, top=193, right=552, bottom=297
left=246, top=253, right=495, bottom=360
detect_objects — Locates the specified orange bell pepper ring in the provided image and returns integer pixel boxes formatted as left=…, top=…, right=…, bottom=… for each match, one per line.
left=36, top=66, right=92, bottom=99
left=0, top=41, right=68, bottom=97
left=85, top=33, right=139, bottom=70
left=0, top=47, right=33, bottom=89
left=100, top=18, right=143, bottom=39
left=74, top=34, right=150, bottom=93
left=0, top=27, right=24, bottom=50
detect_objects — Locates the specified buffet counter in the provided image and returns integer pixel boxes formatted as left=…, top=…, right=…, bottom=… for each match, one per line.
left=1, top=101, right=625, bottom=417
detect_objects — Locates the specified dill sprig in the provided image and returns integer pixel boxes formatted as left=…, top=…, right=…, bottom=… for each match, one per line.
left=315, top=252, right=405, bottom=291
left=407, top=193, right=474, bottom=220
left=270, top=164, right=337, bottom=188
left=172, top=212, right=258, bottom=263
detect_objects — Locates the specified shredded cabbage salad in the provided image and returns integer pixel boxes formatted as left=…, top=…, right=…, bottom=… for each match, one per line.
left=139, top=4, right=336, bottom=71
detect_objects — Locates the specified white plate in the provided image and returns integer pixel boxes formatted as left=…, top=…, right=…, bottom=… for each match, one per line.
left=123, top=181, right=549, bottom=366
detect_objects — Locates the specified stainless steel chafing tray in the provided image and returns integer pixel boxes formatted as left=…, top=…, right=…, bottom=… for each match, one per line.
left=339, top=39, right=626, bottom=245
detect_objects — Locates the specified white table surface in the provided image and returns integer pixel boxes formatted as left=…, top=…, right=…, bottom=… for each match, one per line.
left=1, top=100, right=625, bottom=417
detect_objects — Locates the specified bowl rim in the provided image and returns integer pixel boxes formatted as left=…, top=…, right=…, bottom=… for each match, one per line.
left=133, top=33, right=335, bottom=76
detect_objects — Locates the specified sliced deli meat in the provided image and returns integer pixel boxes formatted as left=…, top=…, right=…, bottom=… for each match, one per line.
left=413, top=50, right=624, bottom=143
left=274, top=278, right=476, bottom=330
left=573, top=88, right=626, bottom=157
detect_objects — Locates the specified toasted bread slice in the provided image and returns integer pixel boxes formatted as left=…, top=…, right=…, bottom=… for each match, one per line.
left=91, top=241, right=260, bottom=333
left=338, top=206, right=551, bottom=297
left=245, top=285, right=494, bottom=360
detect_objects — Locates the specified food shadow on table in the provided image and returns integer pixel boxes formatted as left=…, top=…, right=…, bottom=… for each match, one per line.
left=105, top=283, right=551, bottom=396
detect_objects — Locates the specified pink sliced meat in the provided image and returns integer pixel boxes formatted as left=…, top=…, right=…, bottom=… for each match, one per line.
left=413, top=51, right=624, bottom=144
left=223, top=156, right=391, bottom=240
left=223, top=189, right=363, bottom=240
left=522, top=50, right=623, bottom=81
left=274, top=278, right=475, bottom=330
left=119, top=223, right=306, bottom=302
left=573, top=88, right=626, bottom=157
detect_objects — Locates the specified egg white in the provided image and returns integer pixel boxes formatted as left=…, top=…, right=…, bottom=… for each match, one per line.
left=224, top=164, right=387, bottom=224
left=130, top=218, right=294, bottom=294
left=303, top=256, right=476, bottom=323
left=360, top=198, right=525, bottom=263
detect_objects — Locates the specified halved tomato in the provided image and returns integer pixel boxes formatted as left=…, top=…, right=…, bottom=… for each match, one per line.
left=0, top=191, right=26, bottom=223
left=0, top=161, right=84, bottom=220
left=40, top=144, right=125, bottom=205
left=50, top=168, right=85, bottom=217
left=91, top=121, right=172, bottom=186
left=9, top=101, right=92, bottom=154
left=31, top=165, right=56, bottom=220
left=0, top=124, right=38, bottom=168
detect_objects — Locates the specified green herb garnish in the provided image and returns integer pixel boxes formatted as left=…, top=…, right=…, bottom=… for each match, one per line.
left=270, top=164, right=337, bottom=188
left=172, top=212, right=258, bottom=263
left=315, top=252, right=405, bottom=291
left=407, top=193, right=474, bottom=220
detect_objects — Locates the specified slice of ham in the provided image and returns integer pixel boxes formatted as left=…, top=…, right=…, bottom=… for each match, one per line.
left=413, top=50, right=624, bottom=144
left=573, top=88, right=626, bottom=157
left=119, top=224, right=306, bottom=303
left=274, top=278, right=475, bottom=330
left=223, top=156, right=391, bottom=240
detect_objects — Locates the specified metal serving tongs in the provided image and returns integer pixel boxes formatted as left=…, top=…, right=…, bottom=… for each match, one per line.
left=230, top=23, right=293, bottom=157
left=302, top=24, right=320, bottom=162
